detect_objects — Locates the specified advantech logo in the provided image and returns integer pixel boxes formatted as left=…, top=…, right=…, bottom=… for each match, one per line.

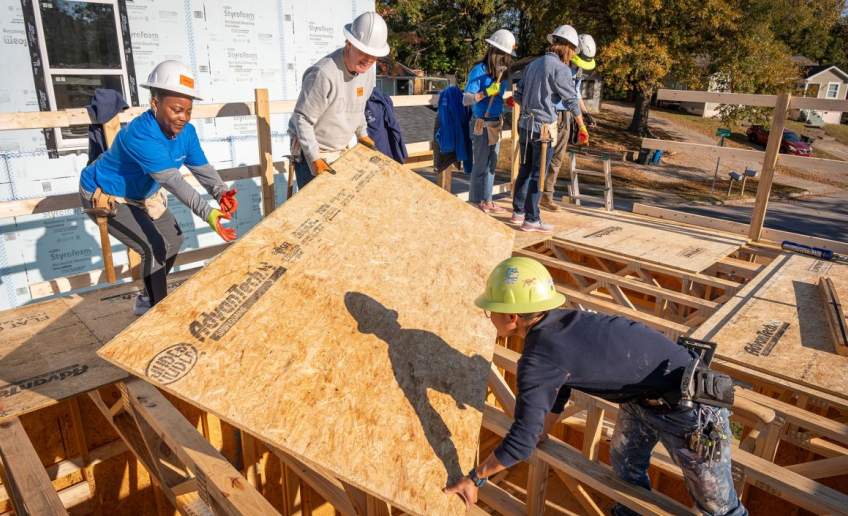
left=0, top=364, right=89, bottom=399
left=189, top=262, right=287, bottom=342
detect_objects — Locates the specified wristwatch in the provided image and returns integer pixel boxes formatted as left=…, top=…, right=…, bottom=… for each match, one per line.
left=467, top=467, right=487, bottom=487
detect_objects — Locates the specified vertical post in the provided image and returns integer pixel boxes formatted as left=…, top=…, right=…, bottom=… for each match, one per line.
left=510, top=84, right=521, bottom=190
left=100, top=114, right=122, bottom=283
left=569, top=153, right=581, bottom=206
left=749, top=93, right=791, bottom=241
left=255, top=88, right=276, bottom=217
left=603, top=158, right=613, bottom=211
left=525, top=455, right=549, bottom=516
left=711, top=135, right=724, bottom=192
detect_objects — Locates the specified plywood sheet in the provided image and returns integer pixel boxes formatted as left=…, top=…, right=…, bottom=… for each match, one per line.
left=691, top=253, right=848, bottom=399
left=493, top=202, right=744, bottom=271
left=97, top=146, right=515, bottom=515
left=0, top=275, right=179, bottom=419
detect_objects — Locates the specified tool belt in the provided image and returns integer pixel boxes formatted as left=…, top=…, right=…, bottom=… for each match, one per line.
left=676, top=337, right=735, bottom=410
left=472, top=116, right=503, bottom=145
left=84, top=187, right=168, bottom=220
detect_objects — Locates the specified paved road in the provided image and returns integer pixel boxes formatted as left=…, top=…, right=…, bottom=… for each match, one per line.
left=649, top=192, right=848, bottom=242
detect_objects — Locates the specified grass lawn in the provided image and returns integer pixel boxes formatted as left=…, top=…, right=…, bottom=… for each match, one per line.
left=823, top=123, right=848, bottom=146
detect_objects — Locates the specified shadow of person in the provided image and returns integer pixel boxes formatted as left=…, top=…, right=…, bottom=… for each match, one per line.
left=344, top=291, right=489, bottom=485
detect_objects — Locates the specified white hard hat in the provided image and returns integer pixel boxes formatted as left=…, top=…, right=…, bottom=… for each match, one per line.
left=547, top=25, right=579, bottom=48
left=141, top=60, right=202, bottom=100
left=485, top=29, right=516, bottom=56
left=344, top=12, right=390, bottom=57
left=572, top=34, right=597, bottom=71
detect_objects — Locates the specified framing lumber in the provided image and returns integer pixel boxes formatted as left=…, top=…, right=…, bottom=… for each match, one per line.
left=0, top=417, right=69, bottom=516
left=255, top=88, right=277, bottom=217
left=750, top=92, right=792, bottom=241
left=819, top=276, right=848, bottom=356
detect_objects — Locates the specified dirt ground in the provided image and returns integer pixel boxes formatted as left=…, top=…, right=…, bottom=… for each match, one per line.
left=497, top=102, right=848, bottom=205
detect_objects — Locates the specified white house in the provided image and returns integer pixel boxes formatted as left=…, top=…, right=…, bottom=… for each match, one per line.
left=793, top=65, right=848, bottom=125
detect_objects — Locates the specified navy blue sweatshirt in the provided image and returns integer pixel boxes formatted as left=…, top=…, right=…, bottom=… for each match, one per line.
left=494, top=309, right=695, bottom=467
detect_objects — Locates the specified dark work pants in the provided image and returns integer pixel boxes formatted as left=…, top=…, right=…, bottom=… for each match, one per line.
left=81, top=189, right=183, bottom=306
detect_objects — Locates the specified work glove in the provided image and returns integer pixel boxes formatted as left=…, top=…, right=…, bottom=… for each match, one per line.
left=577, top=123, right=589, bottom=146
left=485, top=81, right=501, bottom=97
left=584, top=111, right=596, bottom=128
left=505, top=96, right=516, bottom=108
left=206, top=209, right=237, bottom=242
left=358, top=135, right=377, bottom=150
left=312, top=159, right=334, bottom=176
left=217, top=188, right=238, bottom=216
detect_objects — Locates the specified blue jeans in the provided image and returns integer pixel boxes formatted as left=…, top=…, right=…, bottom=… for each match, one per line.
left=293, top=152, right=314, bottom=190
left=469, top=118, right=499, bottom=203
left=611, top=402, right=747, bottom=516
left=512, top=127, right=553, bottom=223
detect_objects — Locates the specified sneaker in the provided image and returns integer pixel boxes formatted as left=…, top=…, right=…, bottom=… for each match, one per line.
left=477, top=201, right=493, bottom=213
left=487, top=202, right=508, bottom=214
left=509, top=213, right=525, bottom=225
left=540, top=198, right=561, bottom=212
left=520, top=220, right=554, bottom=233
left=133, top=294, right=152, bottom=316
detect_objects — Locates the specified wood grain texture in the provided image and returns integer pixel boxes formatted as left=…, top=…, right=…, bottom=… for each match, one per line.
left=98, top=146, right=515, bottom=515
left=498, top=205, right=744, bottom=271
left=691, top=253, right=848, bottom=399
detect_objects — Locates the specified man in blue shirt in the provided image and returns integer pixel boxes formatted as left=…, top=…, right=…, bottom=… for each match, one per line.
left=463, top=29, right=515, bottom=214
left=80, top=60, right=237, bottom=315
left=445, top=257, right=747, bottom=516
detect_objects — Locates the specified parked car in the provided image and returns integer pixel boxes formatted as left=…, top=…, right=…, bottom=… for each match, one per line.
left=746, top=125, right=812, bottom=156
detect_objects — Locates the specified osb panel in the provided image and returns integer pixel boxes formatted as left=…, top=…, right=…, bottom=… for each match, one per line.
left=98, top=146, right=515, bottom=515
left=492, top=202, right=744, bottom=271
left=691, top=253, right=848, bottom=399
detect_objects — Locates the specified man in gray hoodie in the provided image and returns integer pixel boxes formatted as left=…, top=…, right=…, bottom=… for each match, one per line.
left=287, top=12, right=390, bottom=189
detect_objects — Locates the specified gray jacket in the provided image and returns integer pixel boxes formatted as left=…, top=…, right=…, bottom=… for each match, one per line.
left=514, top=53, right=581, bottom=133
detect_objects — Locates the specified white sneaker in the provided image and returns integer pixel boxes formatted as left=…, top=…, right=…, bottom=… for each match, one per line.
left=133, top=294, right=152, bottom=316
left=520, top=220, right=554, bottom=233
left=510, top=213, right=525, bottom=225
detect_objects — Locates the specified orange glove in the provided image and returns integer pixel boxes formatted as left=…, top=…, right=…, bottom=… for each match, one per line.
left=218, top=188, right=238, bottom=216
left=358, top=135, right=377, bottom=150
left=312, top=159, right=333, bottom=176
left=577, top=123, right=589, bottom=146
left=206, top=209, right=237, bottom=242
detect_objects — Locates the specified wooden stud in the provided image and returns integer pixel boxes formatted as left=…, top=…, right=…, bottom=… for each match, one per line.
left=255, top=88, right=276, bottom=217
left=553, top=470, right=604, bottom=516
left=487, top=365, right=517, bottom=417
left=603, top=158, right=613, bottom=212
left=749, top=92, right=791, bottom=241
left=569, top=154, right=581, bottom=206
left=0, top=417, right=69, bottom=516
left=525, top=455, right=549, bottom=516
left=582, top=404, right=606, bottom=462
left=819, top=276, right=848, bottom=355
left=510, top=84, right=520, bottom=189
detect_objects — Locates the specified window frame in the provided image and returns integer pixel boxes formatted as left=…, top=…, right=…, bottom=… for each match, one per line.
left=32, top=0, right=133, bottom=149
left=825, top=81, right=840, bottom=99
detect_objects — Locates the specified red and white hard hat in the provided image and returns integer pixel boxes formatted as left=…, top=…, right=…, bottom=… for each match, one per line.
left=141, top=60, right=202, bottom=100
left=344, top=12, right=390, bottom=57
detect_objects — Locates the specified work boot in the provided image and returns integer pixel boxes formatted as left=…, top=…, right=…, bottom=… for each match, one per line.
left=133, top=294, right=151, bottom=316
left=520, top=220, right=554, bottom=233
left=540, top=197, right=561, bottom=212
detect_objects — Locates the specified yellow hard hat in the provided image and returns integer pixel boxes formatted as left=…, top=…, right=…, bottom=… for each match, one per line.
left=475, top=257, right=566, bottom=314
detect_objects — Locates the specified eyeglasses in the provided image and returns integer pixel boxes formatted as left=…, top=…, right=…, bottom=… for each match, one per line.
left=483, top=310, right=492, bottom=319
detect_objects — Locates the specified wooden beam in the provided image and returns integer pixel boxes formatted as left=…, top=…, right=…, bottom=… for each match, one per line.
left=525, top=456, right=549, bottom=516
left=272, top=448, right=358, bottom=516
left=819, top=276, right=848, bottom=356
left=582, top=404, right=606, bottom=461
left=785, top=455, right=848, bottom=480
left=487, top=366, right=517, bottom=417
left=478, top=481, right=526, bottom=515
left=122, top=378, right=278, bottom=515
left=656, top=89, right=779, bottom=107
left=0, top=417, right=69, bottom=516
left=749, top=92, right=791, bottom=241
left=482, top=406, right=697, bottom=515
left=255, top=88, right=276, bottom=217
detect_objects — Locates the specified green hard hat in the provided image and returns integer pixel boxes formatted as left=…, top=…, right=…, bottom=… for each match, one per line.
left=475, top=257, right=566, bottom=314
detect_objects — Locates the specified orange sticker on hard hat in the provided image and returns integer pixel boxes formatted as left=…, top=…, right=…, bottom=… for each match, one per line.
left=356, top=87, right=364, bottom=97
left=179, top=74, right=195, bottom=89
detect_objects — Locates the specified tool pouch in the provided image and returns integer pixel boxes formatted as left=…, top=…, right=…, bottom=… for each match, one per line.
left=681, top=362, right=735, bottom=409
left=473, top=117, right=485, bottom=136
left=84, top=187, right=117, bottom=218
left=486, top=117, right=503, bottom=146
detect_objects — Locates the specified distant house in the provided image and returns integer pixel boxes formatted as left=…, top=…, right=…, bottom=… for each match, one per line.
left=375, top=58, right=451, bottom=96
left=790, top=64, right=848, bottom=125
